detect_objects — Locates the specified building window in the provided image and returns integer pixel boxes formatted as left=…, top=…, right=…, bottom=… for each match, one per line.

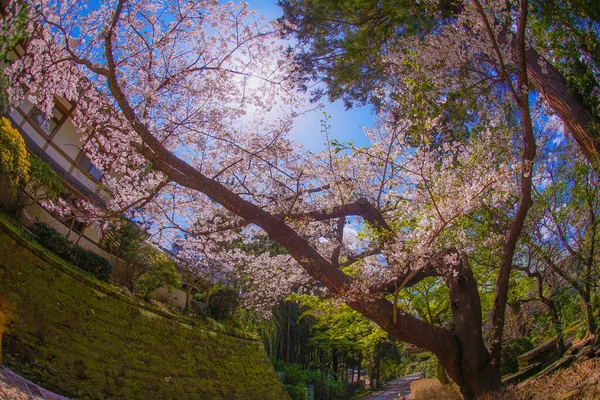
left=30, top=104, right=66, bottom=136
left=78, top=153, right=104, bottom=181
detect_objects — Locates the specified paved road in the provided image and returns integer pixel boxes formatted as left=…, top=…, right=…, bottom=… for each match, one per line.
left=358, top=374, right=423, bottom=400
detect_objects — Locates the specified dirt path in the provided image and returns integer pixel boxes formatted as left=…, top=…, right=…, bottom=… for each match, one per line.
left=358, top=374, right=423, bottom=400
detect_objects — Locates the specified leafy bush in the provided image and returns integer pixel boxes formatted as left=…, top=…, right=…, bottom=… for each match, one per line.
left=285, top=384, right=307, bottom=400
left=33, top=221, right=113, bottom=280
left=500, top=336, right=534, bottom=376
left=273, top=361, right=349, bottom=400
left=34, top=220, right=71, bottom=258
left=70, top=246, right=113, bottom=281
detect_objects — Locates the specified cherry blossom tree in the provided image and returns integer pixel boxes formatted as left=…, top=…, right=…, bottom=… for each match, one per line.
left=0, top=0, right=571, bottom=397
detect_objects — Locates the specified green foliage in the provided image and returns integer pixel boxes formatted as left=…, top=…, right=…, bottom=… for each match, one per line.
left=103, top=220, right=146, bottom=262
left=208, top=286, right=239, bottom=321
left=279, top=0, right=436, bottom=107
left=500, top=336, right=534, bottom=376
left=34, top=220, right=72, bottom=258
left=397, top=351, right=437, bottom=378
left=530, top=0, right=600, bottom=126
left=0, top=71, right=8, bottom=115
left=27, top=155, right=63, bottom=202
left=285, top=384, right=307, bottom=400
left=103, top=221, right=180, bottom=294
left=273, top=360, right=348, bottom=400
left=396, top=276, right=451, bottom=325
left=0, top=1, right=29, bottom=62
left=33, top=221, right=113, bottom=280
left=135, top=246, right=181, bottom=298
left=70, top=246, right=113, bottom=281
left=0, top=116, right=30, bottom=192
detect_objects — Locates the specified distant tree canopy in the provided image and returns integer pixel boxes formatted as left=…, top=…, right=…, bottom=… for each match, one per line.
left=279, top=0, right=600, bottom=165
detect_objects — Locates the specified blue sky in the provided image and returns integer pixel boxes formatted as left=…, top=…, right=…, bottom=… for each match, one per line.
left=245, top=0, right=374, bottom=152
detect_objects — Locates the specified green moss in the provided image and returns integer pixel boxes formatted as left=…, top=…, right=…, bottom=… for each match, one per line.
left=0, top=216, right=289, bottom=399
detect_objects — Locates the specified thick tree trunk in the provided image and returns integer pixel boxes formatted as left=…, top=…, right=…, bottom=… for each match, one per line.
left=350, top=257, right=501, bottom=399
left=580, top=289, right=598, bottom=336
left=525, top=48, right=600, bottom=166
left=496, top=24, right=599, bottom=166
left=548, top=300, right=565, bottom=355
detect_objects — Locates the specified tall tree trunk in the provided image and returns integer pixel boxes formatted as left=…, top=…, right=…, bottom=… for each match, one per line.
left=353, top=254, right=501, bottom=399
left=580, top=288, right=598, bottom=336
left=496, top=23, right=600, bottom=167
left=547, top=300, right=565, bottom=355
left=284, top=302, right=291, bottom=363
left=525, top=48, right=600, bottom=167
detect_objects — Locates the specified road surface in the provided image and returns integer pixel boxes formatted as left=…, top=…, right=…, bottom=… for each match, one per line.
left=358, top=374, right=423, bottom=400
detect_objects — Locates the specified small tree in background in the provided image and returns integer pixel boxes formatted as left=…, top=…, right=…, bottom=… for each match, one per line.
left=104, top=220, right=180, bottom=296
left=135, top=245, right=181, bottom=299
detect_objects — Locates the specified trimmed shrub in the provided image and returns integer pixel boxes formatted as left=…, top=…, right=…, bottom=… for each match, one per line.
left=34, top=220, right=71, bottom=258
left=33, top=221, right=112, bottom=280
left=70, top=246, right=113, bottom=281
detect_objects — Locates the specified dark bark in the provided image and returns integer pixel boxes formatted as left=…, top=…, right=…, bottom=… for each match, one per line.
left=475, top=0, right=537, bottom=366
left=495, top=21, right=600, bottom=168
left=525, top=48, right=600, bottom=167
left=580, top=288, right=598, bottom=336
left=548, top=300, right=565, bottom=355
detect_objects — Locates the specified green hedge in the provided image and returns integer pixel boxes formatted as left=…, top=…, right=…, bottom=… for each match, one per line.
left=33, top=220, right=112, bottom=280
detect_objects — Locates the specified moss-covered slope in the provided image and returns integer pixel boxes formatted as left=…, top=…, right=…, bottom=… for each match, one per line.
left=0, top=217, right=289, bottom=399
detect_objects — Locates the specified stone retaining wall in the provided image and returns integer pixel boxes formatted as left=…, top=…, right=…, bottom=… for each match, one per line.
left=0, top=217, right=289, bottom=399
